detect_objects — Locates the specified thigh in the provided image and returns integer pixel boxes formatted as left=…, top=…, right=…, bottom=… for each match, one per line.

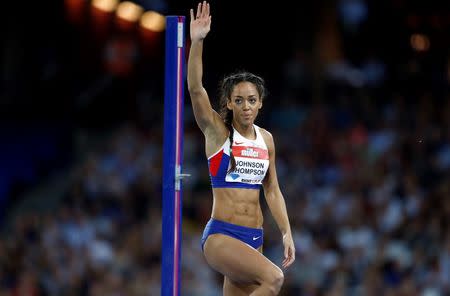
left=203, top=233, right=281, bottom=286
left=223, top=276, right=258, bottom=296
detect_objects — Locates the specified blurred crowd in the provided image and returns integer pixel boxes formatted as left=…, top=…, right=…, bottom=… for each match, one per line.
left=1, top=88, right=449, bottom=295
left=1, top=1, right=450, bottom=295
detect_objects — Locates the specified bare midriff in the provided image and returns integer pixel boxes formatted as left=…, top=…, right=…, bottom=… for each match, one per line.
left=210, top=187, right=263, bottom=229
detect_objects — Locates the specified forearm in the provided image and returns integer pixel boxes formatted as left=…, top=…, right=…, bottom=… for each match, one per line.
left=187, top=40, right=205, bottom=92
left=266, top=190, right=292, bottom=236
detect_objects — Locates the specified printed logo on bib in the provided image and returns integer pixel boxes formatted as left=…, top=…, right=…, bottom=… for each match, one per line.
left=230, top=173, right=240, bottom=180
left=232, top=146, right=269, bottom=160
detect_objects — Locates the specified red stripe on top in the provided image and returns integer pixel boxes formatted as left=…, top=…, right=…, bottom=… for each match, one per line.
left=232, top=146, right=269, bottom=160
left=209, top=149, right=224, bottom=176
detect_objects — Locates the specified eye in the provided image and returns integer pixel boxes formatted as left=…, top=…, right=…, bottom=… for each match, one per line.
left=249, top=98, right=257, bottom=104
left=234, top=98, right=242, bottom=104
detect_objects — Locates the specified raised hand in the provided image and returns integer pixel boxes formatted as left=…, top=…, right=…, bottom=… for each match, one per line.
left=190, top=1, right=211, bottom=42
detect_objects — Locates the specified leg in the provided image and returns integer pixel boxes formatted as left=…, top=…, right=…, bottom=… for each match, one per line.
left=204, top=234, right=284, bottom=296
left=223, top=276, right=259, bottom=296
left=223, top=245, right=263, bottom=296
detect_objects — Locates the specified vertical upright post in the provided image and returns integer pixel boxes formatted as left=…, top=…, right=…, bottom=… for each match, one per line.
left=161, top=16, right=185, bottom=296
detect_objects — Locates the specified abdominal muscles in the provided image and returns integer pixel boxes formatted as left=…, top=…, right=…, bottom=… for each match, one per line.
left=211, top=187, right=263, bottom=228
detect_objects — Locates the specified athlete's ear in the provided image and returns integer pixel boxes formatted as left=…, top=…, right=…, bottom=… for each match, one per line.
left=227, top=99, right=232, bottom=110
left=258, top=100, right=263, bottom=110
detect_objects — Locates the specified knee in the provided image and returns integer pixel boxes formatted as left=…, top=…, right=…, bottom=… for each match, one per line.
left=266, top=268, right=284, bottom=294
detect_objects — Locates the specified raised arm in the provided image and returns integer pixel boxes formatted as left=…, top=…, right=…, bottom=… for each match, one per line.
left=261, top=130, right=296, bottom=269
left=188, top=2, right=220, bottom=134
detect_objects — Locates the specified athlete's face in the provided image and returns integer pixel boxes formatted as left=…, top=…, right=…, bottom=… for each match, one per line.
left=227, top=82, right=262, bottom=126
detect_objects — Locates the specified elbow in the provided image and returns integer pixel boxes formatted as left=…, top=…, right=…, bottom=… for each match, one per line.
left=187, top=70, right=203, bottom=94
left=264, top=189, right=282, bottom=203
left=187, top=81, right=201, bottom=91
left=188, top=85, right=204, bottom=96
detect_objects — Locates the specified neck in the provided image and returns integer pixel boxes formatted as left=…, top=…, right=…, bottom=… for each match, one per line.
left=232, top=121, right=255, bottom=139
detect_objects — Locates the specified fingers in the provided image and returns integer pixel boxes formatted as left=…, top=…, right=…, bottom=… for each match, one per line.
left=282, top=255, right=294, bottom=268
left=282, top=246, right=295, bottom=269
left=196, top=2, right=201, bottom=19
left=190, top=9, right=194, bottom=21
left=193, top=1, right=210, bottom=20
left=282, top=255, right=291, bottom=269
left=201, top=1, right=208, bottom=18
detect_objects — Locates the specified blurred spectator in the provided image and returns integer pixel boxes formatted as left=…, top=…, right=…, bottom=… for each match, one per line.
left=1, top=0, right=449, bottom=295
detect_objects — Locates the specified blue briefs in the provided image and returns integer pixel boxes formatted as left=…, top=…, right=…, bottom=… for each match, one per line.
left=201, top=218, right=264, bottom=251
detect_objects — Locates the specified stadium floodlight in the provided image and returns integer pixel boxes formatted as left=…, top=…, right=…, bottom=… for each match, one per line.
left=140, top=11, right=166, bottom=32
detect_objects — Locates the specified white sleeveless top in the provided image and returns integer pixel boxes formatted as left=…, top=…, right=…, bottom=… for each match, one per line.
left=207, top=124, right=270, bottom=189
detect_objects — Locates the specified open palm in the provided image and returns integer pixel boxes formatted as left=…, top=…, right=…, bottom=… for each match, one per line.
left=190, top=1, right=211, bottom=42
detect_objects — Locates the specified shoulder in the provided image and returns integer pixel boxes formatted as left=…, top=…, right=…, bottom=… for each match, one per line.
left=257, top=126, right=275, bottom=149
left=258, top=126, right=272, bottom=139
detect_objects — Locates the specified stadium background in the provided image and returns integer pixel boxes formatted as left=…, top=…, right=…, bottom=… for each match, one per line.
left=1, top=0, right=449, bottom=295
